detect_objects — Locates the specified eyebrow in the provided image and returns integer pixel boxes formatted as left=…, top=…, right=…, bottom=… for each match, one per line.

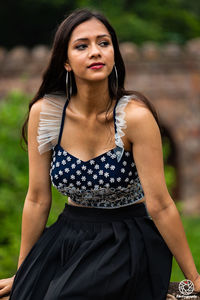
left=72, top=34, right=111, bottom=44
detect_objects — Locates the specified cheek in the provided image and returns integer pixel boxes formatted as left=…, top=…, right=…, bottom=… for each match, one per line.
left=105, top=49, right=115, bottom=67
left=105, top=47, right=114, bottom=61
left=68, top=52, right=86, bottom=69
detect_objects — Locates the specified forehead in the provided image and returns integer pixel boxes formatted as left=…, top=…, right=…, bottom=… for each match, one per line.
left=69, top=18, right=111, bottom=42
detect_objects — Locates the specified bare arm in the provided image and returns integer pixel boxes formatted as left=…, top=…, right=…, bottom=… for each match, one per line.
left=17, top=99, right=53, bottom=269
left=125, top=101, right=200, bottom=291
left=0, top=98, right=53, bottom=297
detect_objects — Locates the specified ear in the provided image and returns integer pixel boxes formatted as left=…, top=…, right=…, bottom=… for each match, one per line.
left=64, top=61, right=72, bottom=72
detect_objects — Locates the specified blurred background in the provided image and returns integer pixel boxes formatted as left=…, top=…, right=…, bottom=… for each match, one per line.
left=0, top=0, right=200, bottom=284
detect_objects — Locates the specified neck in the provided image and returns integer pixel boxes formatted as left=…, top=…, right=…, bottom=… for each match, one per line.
left=70, top=79, right=114, bottom=118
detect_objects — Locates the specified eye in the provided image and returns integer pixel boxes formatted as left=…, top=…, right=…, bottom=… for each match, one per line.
left=99, top=41, right=110, bottom=46
left=75, top=41, right=110, bottom=50
left=75, top=44, right=87, bottom=50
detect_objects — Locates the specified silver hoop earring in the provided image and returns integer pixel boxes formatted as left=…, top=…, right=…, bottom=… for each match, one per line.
left=66, top=71, right=72, bottom=99
left=114, top=64, right=118, bottom=94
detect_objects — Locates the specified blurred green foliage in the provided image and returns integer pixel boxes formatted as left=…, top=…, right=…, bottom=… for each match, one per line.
left=0, top=91, right=199, bottom=282
left=0, top=91, right=66, bottom=277
left=1, top=0, right=200, bottom=48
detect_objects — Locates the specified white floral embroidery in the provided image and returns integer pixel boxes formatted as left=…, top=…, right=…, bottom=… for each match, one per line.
left=44, top=94, right=146, bottom=209
left=54, top=177, right=144, bottom=209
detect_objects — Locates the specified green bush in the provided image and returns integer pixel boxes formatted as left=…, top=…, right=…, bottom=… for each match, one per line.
left=0, top=91, right=66, bottom=278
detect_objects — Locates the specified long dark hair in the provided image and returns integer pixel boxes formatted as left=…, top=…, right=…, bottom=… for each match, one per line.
left=21, top=7, right=160, bottom=149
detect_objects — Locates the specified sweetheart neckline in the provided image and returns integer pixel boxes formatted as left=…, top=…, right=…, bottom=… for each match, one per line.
left=55, top=144, right=132, bottom=163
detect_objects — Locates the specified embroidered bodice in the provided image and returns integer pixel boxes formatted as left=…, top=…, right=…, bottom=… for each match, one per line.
left=37, top=92, right=145, bottom=209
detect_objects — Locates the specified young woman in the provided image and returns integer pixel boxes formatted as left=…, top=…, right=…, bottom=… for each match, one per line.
left=0, top=7, right=200, bottom=300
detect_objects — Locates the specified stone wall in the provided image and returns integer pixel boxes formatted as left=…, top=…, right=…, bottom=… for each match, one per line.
left=0, top=39, right=200, bottom=215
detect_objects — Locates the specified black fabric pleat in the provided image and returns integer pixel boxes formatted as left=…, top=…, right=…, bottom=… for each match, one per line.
left=9, top=202, right=173, bottom=300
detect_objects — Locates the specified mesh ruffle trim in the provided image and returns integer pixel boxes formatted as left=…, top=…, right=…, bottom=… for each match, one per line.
left=37, top=93, right=66, bottom=155
left=114, top=95, right=133, bottom=161
left=37, top=93, right=134, bottom=155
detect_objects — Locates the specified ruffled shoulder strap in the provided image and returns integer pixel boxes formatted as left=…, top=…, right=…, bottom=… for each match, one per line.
left=37, top=92, right=67, bottom=155
left=114, top=94, right=136, bottom=162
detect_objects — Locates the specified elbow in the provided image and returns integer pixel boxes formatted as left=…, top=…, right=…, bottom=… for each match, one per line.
left=26, top=188, right=52, bottom=212
left=145, top=193, right=175, bottom=218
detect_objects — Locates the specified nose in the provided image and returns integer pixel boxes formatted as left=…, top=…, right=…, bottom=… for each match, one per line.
left=88, top=42, right=101, bottom=58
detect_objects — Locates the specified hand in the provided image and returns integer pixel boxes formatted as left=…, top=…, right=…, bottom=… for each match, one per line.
left=0, top=275, right=15, bottom=298
left=193, top=273, right=200, bottom=293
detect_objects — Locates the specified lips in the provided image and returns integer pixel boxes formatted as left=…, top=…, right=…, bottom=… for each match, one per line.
left=88, top=62, right=105, bottom=68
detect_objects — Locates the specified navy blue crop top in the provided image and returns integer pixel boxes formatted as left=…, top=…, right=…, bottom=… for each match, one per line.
left=37, top=92, right=145, bottom=209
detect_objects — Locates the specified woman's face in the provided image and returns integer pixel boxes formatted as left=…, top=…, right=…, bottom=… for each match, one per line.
left=65, top=18, right=115, bottom=84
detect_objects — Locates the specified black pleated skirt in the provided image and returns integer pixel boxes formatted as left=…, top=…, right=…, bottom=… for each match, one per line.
left=9, top=202, right=173, bottom=300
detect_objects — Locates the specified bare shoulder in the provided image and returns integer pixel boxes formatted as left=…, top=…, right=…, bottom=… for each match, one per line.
left=29, top=98, right=44, bottom=119
left=124, top=97, right=160, bottom=143
left=28, top=98, right=47, bottom=151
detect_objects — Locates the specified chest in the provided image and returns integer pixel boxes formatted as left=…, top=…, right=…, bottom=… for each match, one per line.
left=50, top=145, right=136, bottom=191
left=60, top=109, right=131, bottom=162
